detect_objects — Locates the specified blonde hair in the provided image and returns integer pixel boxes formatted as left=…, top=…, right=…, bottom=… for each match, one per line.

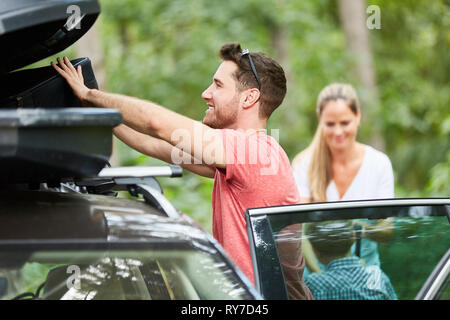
left=293, top=83, right=360, bottom=202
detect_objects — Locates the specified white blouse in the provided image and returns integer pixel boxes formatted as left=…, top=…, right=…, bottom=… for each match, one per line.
left=292, top=145, right=394, bottom=201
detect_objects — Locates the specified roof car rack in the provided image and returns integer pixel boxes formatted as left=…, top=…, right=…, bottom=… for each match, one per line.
left=75, top=165, right=183, bottom=218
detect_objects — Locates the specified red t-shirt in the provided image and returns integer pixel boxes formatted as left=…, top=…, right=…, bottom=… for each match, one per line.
left=212, top=129, right=301, bottom=284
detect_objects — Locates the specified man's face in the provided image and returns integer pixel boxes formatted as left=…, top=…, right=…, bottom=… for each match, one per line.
left=201, top=61, right=241, bottom=129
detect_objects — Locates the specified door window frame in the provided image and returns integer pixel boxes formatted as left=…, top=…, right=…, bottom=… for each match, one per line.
left=245, top=198, right=450, bottom=299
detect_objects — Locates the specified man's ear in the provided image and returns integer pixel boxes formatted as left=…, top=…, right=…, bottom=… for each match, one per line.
left=242, top=88, right=260, bottom=110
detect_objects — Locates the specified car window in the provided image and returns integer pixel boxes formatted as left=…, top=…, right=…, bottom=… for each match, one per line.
left=246, top=201, right=450, bottom=300
left=0, top=249, right=253, bottom=300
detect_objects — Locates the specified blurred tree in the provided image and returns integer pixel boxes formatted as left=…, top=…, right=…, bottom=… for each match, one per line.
left=338, top=0, right=384, bottom=151
left=75, top=24, right=106, bottom=90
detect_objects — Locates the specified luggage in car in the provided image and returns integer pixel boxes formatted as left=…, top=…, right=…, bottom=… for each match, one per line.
left=0, top=0, right=123, bottom=185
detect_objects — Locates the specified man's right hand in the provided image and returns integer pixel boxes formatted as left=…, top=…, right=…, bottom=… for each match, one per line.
left=51, top=56, right=92, bottom=107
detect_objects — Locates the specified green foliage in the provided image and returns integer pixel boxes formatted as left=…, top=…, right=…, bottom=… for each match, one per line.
left=368, top=0, right=450, bottom=193
left=426, top=150, right=450, bottom=196
left=96, top=0, right=448, bottom=233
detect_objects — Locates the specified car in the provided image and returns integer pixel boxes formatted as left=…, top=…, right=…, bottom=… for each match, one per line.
left=0, top=166, right=260, bottom=300
left=0, top=0, right=260, bottom=300
left=245, top=198, right=450, bottom=300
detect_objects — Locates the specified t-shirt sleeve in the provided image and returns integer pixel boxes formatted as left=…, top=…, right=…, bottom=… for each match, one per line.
left=376, top=153, right=395, bottom=198
left=220, top=129, right=253, bottom=188
left=292, top=158, right=311, bottom=199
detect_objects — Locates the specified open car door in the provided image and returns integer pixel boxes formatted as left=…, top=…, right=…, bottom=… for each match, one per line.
left=245, top=198, right=449, bottom=300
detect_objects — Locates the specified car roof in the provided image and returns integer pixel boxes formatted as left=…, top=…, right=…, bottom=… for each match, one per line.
left=0, top=188, right=209, bottom=245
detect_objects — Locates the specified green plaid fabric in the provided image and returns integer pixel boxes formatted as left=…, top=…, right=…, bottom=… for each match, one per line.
left=304, top=257, right=398, bottom=300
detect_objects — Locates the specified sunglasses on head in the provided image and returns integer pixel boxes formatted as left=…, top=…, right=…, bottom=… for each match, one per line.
left=240, top=49, right=261, bottom=91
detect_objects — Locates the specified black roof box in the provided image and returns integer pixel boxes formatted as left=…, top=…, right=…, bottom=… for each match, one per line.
left=0, top=0, right=100, bottom=73
left=0, top=108, right=122, bottom=184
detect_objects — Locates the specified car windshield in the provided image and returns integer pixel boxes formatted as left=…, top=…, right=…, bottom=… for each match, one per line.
left=0, top=249, right=253, bottom=300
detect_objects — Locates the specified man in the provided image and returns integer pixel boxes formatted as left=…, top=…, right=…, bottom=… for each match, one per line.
left=52, top=43, right=304, bottom=286
left=304, top=220, right=398, bottom=300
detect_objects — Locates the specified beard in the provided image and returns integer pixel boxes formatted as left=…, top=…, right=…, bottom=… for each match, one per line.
left=202, top=95, right=239, bottom=129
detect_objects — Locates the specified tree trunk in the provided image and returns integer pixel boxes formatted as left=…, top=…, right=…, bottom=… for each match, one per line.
left=338, top=0, right=384, bottom=151
left=75, top=24, right=120, bottom=166
left=271, top=25, right=296, bottom=121
left=75, top=23, right=106, bottom=90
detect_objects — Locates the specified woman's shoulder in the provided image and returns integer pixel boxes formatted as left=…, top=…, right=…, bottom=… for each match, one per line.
left=292, top=148, right=312, bottom=171
left=363, top=144, right=393, bottom=168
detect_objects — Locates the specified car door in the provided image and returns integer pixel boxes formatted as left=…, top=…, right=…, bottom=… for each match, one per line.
left=415, top=248, right=449, bottom=300
left=245, top=198, right=450, bottom=300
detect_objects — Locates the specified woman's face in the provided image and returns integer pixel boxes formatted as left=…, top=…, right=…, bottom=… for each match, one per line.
left=319, top=99, right=360, bottom=152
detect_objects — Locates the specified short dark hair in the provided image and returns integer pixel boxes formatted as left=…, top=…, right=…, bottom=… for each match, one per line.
left=219, top=43, right=287, bottom=119
left=305, top=220, right=355, bottom=257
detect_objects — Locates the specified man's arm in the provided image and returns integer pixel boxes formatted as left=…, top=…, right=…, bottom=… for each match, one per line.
left=52, top=57, right=226, bottom=169
left=114, top=124, right=216, bottom=178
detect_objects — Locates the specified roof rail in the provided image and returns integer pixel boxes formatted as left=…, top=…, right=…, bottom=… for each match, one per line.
left=75, top=165, right=183, bottom=218
left=98, top=165, right=183, bottom=179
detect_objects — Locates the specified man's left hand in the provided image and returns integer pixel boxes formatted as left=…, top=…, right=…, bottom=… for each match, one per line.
left=51, top=56, right=91, bottom=107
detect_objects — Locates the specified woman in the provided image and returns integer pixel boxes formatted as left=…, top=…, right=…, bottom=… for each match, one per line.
left=292, top=83, right=394, bottom=274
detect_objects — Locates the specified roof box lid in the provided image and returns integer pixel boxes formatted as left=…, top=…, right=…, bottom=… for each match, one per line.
left=0, top=0, right=100, bottom=73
